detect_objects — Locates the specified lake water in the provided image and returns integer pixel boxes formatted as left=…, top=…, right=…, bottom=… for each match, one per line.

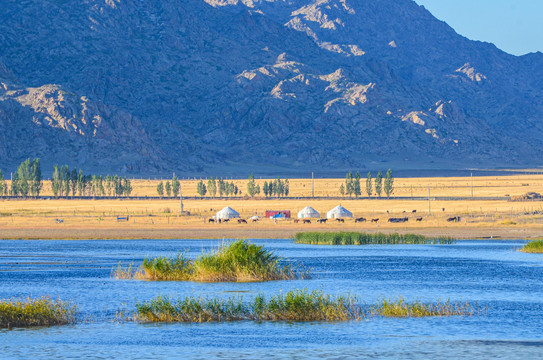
left=1, top=239, right=542, bottom=359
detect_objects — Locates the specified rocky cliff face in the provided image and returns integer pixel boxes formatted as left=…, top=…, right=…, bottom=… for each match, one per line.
left=0, top=0, right=542, bottom=175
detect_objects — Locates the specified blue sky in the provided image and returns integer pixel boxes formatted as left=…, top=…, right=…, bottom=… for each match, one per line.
left=414, top=0, right=543, bottom=56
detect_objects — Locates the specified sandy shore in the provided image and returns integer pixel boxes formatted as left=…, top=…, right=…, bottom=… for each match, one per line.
left=0, top=224, right=540, bottom=240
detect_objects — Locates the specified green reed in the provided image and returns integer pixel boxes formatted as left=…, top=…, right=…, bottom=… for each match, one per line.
left=520, top=240, right=543, bottom=253
left=294, top=232, right=455, bottom=245
left=134, top=291, right=476, bottom=323
left=0, top=297, right=76, bottom=328
left=113, top=240, right=308, bottom=282
left=370, top=297, right=475, bottom=317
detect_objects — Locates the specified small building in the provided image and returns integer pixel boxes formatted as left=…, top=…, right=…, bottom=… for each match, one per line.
left=216, top=206, right=240, bottom=220
left=265, top=210, right=291, bottom=219
left=297, top=206, right=320, bottom=219
left=327, top=205, right=353, bottom=219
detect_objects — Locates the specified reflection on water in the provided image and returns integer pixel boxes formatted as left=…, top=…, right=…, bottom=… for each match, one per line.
left=0, top=239, right=542, bottom=359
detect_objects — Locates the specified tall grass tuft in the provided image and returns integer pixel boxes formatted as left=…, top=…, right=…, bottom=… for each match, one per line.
left=370, top=297, right=475, bottom=317
left=0, top=297, right=76, bottom=328
left=135, top=290, right=362, bottom=323
left=520, top=240, right=543, bottom=253
left=113, top=240, right=308, bottom=282
left=294, top=232, right=455, bottom=245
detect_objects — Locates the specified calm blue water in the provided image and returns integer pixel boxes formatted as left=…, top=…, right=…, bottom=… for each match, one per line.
left=1, top=239, right=542, bottom=359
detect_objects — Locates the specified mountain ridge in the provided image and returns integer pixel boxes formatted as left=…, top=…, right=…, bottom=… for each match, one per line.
left=0, top=0, right=542, bottom=175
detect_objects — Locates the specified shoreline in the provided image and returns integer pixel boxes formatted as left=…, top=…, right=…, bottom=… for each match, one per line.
left=0, top=225, right=538, bottom=241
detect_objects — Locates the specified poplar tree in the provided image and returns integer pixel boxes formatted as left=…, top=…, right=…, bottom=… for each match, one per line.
left=157, top=181, right=164, bottom=197
left=366, top=172, right=373, bottom=197
left=384, top=169, right=394, bottom=198
left=375, top=171, right=383, bottom=197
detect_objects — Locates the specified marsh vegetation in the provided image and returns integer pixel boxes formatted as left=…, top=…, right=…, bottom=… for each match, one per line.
left=519, top=240, right=543, bottom=253
left=0, top=297, right=76, bottom=328
left=113, top=240, right=308, bottom=282
left=134, top=291, right=475, bottom=323
left=294, top=232, right=455, bottom=245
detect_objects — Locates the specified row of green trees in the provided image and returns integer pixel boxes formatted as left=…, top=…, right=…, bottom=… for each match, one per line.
left=9, top=158, right=42, bottom=197
left=340, top=170, right=394, bottom=197
left=156, top=176, right=181, bottom=198
left=194, top=178, right=239, bottom=197
left=52, top=165, right=132, bottom=197
left=263, top=178, right=289, bottom=197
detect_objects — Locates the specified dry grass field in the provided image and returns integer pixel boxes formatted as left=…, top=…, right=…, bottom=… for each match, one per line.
left=1, top=174, right=543, bottom=240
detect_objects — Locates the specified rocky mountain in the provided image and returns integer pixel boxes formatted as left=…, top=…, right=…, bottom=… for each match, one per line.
left=0, top=0, right=542, bottom=175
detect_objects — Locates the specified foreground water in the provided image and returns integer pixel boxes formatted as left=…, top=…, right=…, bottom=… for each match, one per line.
left=0, top=239, right=542, bottom=359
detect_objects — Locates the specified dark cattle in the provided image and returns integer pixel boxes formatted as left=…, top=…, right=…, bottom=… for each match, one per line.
left=317, top=219, right=327, bottom=224
left=238, top=219, right=247, bottom=224
left=355, top=217, right=366, bottom=223
left=336, top=218, right=344, bottom=223
left=252, top=218, right=258, bottom=223
left=293, top=219, right=300, bottom=224
left=303, top=219, right=311, bottom=224
left=371, top=218, right=379, bottom=223
left=416, top=217, right=423, bottom=222
left=223, top=219, right=230, bottom=223
left=388, top=217, right=409, bottom=223
left=412, top=210, right=417, bottom=213
left=208, top=218, right=215, bottom=223
left=447, top=216, right=461, bottom=222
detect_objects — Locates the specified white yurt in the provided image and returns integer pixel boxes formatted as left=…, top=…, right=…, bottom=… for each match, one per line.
left=326, top=205, right=353, bottom=219
left=216, top=207, right=240, bottom=220
left=297, top=206, right=320, bottom=219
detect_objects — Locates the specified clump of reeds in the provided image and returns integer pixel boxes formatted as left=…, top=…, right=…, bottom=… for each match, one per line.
left=294, top=232, right=455, bottom=245
left=519, top=240, right=543, bottom=253
left=134, top=290, right=362, bottom=323
left=0, top=297, right=76, bottom=328
left=113, top=240, right=308, bottom=282
left=369, top=297, right=475, bottom=318
left=134, top=291, right=477, bottom=323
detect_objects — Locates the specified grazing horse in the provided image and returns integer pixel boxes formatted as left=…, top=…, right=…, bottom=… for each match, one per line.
left=223, top=219, right=230, bottom=223
left=317, top=219, right=327, bottom=224
left=303, top=219, right=311, bottom=224
left=293, top=219, right=300, bottom=224
left=336, top=218, right=344, bottom=223
left=447, top=216, right=461, bottom=222
left=412, top=210, right=417, bottom=213
left=238, top=219, right=247, bottom=224
left=355, top=217, right=366, bottom=223
left=252, top=218, right=258, bottom=223
left=416, top=217, right=423, bottom=222
left=208, top=218, right=215, bottom=223
left=371, top=218, right=379, bottom=223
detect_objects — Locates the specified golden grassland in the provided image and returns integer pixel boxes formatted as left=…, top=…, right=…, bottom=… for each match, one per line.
left=2, top=174, right=543, bottom=240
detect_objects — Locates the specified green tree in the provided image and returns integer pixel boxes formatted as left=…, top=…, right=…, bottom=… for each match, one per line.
left=0, top=170, right=6, bottom=196
left=207, top=177, right=217, bottom=197
left=255, top=184, right=261, bottom=196
left=70, top=169, right=78, bottom=197
left=366, top=172, right=373, bottom=197
left=197, top=180, right=207, bottom=196
left=345, top=171, right=353, bottom=197
left=77, top=170, right=84, bottom=196
left=218, top=179, right=225, bottom=197
left=165, top=181, right=172, bottom=197
left=354, top=171, right=361, bottom=197
left=263, top=181, right=269, bottom=197
left=339, top=183, right=345, bottom=196
left=124, top=178, right=132, bottom=196
left=375, top=171, right=383, bottom=197
left=284, top=179, right=289, bottom=197
left=384, top=169, right=394, bottom=198
left=105, top=175, right=112, bottom=196
left=157, top=181, right=164, bottom=197
left=172, top=176, right=180, bottom=197
left=247, top=174, right=257, bottom=197
left=62, top=165, right=70, bottom=197
left=52, top=165, right=60, bottom=197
